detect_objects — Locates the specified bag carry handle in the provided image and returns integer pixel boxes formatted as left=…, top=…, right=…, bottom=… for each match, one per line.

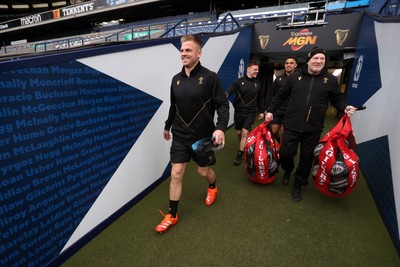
left=321, top=115, right=353, bottom=141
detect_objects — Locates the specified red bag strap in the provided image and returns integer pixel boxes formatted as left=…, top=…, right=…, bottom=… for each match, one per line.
left=246, top=122, right=263, bottom=144
left=254, top=129, right=269, bottom=180
left=320, top=115, right=356, bottom=149
left=320, top=116, right=344, bottom=143
left=259, top=121, right=268, bottom=136
left=262, top=121, right=276, bottom=151
left=342, top=117, right=356, bottom=150
left=337, top=138, right=359, bottom=189
left=339, top=115, right=352, bottom=139
left=315, top=139, right=337, bottom=190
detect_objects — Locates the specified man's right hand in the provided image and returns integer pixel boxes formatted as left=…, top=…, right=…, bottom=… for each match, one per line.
left=265, top=112, right=273, bottom=122
left=163, top=130, right=171, bottom=141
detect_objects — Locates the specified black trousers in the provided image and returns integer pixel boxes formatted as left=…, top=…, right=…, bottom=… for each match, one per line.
left=279, top=129, right=321, bottom=188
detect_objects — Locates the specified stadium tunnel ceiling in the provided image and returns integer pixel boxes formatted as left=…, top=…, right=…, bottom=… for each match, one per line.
left=0, top=0, right=284, bottom=42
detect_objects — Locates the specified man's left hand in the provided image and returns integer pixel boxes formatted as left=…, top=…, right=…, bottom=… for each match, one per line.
left=212, top=130, right=225, bottom=148
left=344, top=105, right=357, bottom=117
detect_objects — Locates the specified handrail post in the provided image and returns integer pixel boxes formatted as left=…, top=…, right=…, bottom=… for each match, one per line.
left=159, top=18, right=188, bottom=38
left=213, top=12, right=240, bottom=33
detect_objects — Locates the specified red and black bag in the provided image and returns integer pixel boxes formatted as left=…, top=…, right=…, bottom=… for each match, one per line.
left=244, top=122, right=279, bottom=184
left=312, top=115, right=359, bottom=197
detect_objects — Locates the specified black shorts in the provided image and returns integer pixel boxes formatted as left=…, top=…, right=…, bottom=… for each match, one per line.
left=170, top=139, right=216, bottom=167
left=234, top=111, right=256, bottom=131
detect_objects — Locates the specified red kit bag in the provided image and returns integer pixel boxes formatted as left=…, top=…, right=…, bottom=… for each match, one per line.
left=244, top=122, right=279, bottom=184
left=312, top=115, right=359, bottom=197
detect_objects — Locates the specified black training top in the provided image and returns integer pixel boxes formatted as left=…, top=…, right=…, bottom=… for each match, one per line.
left=267, top=65, right=348, bottom=133
left=270, top=72, right=292, bottom=114
left=165, top=62, right=229, bottom=142
left=226, top=75, right=264, bottom=114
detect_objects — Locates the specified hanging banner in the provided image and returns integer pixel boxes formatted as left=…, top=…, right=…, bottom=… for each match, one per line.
left=0, top=0, right=107, bottom=32
left=252, top=13, right=363, bottom=53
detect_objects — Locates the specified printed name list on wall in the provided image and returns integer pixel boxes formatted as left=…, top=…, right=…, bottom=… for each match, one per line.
left=0, top=60, right=162, bottom=266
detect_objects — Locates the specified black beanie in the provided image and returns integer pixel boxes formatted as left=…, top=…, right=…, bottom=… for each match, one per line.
left=307, top=47, right=326, bottom=62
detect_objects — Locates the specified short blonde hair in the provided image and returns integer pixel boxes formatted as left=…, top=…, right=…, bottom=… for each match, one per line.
left=181, top=34, right=202, bottom=48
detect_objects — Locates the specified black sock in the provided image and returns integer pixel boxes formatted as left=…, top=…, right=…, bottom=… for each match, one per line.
left=238, top=150, right=244, bottom=156
left=209, top=182, right=216, bottom=189
left=169, top=200, right=179, bottom=217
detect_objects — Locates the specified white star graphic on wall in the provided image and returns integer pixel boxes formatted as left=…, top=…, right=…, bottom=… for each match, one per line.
left=351, top=22, right=400, bottom=238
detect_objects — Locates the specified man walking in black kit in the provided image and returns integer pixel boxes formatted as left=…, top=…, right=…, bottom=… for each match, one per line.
left=156, top=34, right=229, bottom=232
left=226, top=60, right=265, bottom=166
left=265, top=47, right=357, bottom=202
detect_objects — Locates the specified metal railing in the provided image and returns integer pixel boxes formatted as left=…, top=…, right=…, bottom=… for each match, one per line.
left=213, top=12, right=241, bottom=33
left=34, top=36, right=85, bottom=52
left=159, top=13, right=241, bottom=38
left=105, top=21, right=171, bottom=42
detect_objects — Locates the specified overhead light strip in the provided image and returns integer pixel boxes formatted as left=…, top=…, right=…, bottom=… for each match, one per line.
left=12, top=4, right=30, bottom=9
left=53, top=1, right=67, bottom=7
left=33, top=4, right=49, bottom=8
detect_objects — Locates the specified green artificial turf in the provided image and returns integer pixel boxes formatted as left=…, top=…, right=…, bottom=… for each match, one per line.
left=62, top=112, right=400, bottom=266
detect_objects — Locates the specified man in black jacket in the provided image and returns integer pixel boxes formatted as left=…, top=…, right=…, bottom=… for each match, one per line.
left=265, top=47, right=357, bottom=202
left=156, top=35, right=229, bottom=232
left=269, top=56, right=297, bottom=185
left=226, top=60, right=265, bottom=166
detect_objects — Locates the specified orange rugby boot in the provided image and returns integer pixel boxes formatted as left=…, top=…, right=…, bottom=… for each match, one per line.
left=155, top=211, right=178, bottom=233
left=205, top=187, right=218, bottom=206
